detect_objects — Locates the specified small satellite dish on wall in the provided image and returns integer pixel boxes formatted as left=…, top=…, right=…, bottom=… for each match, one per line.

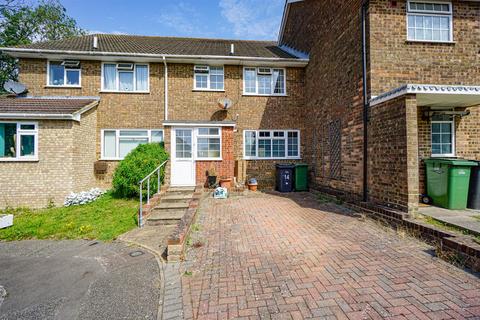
left=218, top=97, right=233, bottom=110
left=3, top=80, right=28, bottom=95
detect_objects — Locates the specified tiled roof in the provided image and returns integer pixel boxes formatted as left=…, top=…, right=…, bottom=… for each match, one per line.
left=0, top=96, right=99, bottom=116
left=12, top=34, right=296, bottom=59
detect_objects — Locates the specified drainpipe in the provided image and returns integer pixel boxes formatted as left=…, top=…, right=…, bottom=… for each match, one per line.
left=361, top=0, right=369, bottom=202
left=163, top=56, right=168, bottom=121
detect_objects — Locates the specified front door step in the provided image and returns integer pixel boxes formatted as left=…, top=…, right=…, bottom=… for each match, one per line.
left=157, top=202, right=189, bottom=210
left=168, top=187, right=195, bottom=192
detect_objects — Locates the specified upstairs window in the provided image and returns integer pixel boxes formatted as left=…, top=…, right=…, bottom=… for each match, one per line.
left=244, top=130, right=299, bottom=159
left=48, top=61, right=81, bottom=86
left=194, top=66, right=224, bottom=90
left=431, top=114, right=454, bottom=157
left=407, top=1, right=452, bottom=42
left=102, top=63, right=149, bottom=92
left=243, top=67, right=286, bottom=96
left=0, top=122, right=38, bottom=161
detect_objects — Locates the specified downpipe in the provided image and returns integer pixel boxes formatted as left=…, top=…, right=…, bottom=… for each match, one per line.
left=362, top=0, right=369, bottom=202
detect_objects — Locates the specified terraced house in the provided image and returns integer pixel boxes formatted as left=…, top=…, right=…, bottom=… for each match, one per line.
left=1, top=0, right=479, bottom=216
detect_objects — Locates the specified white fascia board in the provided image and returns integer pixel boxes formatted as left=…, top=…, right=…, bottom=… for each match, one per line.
left=370, top=84, right=480, bottom=107
left=1, top=48, right=309, bottom=67
left=279, top=45, right=309, bottom=59
left=0, top=113, right=78, bottom=121
left=72, top=100, right=100, bottom=120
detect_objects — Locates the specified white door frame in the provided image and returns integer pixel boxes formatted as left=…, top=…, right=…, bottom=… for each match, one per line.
left=171, top=127, right=196, bottom=186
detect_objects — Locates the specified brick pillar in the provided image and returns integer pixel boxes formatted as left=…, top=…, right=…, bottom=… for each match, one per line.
left=405, top=95, right=419, bottom=215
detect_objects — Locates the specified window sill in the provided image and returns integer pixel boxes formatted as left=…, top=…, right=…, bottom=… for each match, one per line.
left=242, top=94, right=288, bottom=97
left=0, top=158, right=39, bottom=162
left=45, top=85, right=82, bottom=89
left=100, top=91, right=150, bottom=94
left=430, top=154, right=456, bottom=158
left=196, top=158, right=223, bottom=161
left=100, top=157, right=122, bottom=161
left=192, top=89, right=225, bottom=92
left=406, top=40, right=455, bottom=45
left=243, top=157, right=302, bottom=161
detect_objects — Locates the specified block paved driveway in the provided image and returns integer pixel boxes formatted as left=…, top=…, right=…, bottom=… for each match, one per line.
left=180, top=192, right=480, bottom=320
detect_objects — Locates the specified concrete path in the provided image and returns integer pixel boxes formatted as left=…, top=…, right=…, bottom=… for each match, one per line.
left=0, top=240, right=161, bottom=320
left=419, top=205, right=480, bottom=235
left=179, top=192, right=480, bottom=319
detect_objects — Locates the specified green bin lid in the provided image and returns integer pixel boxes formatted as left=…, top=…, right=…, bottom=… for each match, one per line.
left=295, top=163, right=308, bottom=167
left=424, top=158, right=478, bottom=166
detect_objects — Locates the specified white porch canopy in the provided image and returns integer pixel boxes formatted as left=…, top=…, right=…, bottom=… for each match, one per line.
left=370, top=84, right=480, bottom=108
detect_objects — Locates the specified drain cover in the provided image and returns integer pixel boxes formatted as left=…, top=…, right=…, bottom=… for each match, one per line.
left=129, top=250, right=145, bottom=257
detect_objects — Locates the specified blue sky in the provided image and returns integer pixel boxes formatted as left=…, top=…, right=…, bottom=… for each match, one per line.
left=60, top=0, right=285, bottom=40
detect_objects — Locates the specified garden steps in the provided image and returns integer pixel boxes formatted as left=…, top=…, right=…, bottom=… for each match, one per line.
left=145, top=188, right=194, bottom=226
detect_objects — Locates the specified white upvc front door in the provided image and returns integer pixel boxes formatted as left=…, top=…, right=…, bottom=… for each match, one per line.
left=171, top=128, right=196, bottom=186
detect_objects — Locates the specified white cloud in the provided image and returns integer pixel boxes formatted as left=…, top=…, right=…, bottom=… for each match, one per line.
left=156, top=2, right=215, bottom=38
left=219, top=0, right=284, bottom=40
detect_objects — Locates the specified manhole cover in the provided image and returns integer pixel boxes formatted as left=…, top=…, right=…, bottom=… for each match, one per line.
left=129, top=250, right=145, bottom=257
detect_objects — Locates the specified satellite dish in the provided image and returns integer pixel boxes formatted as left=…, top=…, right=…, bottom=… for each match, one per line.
left=218, top=97, right=233, bottom=110
left=3, top=80, right=27, bottom=95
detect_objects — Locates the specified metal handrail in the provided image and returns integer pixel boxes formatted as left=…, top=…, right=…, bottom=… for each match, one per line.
left=138, top=160, right=168, bottom=227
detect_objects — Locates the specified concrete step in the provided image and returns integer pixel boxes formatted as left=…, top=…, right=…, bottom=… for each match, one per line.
left=168, top=187, right=195, bottom=192
left=146, top=210, right=185, bottom=226
left=162, top=194, right=193, bottom=202
left=157, top=201, right=189, bottom=210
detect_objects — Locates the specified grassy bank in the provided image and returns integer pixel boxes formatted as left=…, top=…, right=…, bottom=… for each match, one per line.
left=0, top=193, right=138, bottom=241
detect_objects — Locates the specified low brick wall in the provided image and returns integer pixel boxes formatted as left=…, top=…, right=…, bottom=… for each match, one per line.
left=167, top=185, right=203, bottom=262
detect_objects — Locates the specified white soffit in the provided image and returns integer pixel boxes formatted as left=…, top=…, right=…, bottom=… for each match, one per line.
left=370, top=84, right=480, bottom=107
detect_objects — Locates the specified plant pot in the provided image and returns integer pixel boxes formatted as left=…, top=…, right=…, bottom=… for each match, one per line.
left=219, top=178, right=233, bottom=189
left=207, top=175, right=217, bottom=188
left=248, top=184, right=258, bottom=192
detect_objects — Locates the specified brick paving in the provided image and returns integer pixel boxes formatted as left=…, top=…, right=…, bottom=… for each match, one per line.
left=180, top=192, right=480, bottom=320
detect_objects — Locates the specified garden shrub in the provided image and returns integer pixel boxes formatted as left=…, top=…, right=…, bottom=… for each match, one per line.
left=112, top=143, right=169, bottom=199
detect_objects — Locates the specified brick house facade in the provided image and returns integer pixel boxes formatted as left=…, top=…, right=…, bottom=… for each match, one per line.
left=1, top=0, right=479, bottom=213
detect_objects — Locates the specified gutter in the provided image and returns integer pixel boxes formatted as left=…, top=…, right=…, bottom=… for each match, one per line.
left=163, top=56, right=168, bottom=121
left=0, top=47, right=309, bottom=67
left=0, top=113, right=80, bottom=121
left=361, top=0, right=369, bottom=202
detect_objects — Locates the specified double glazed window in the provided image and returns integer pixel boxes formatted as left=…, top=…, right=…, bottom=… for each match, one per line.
left=244, top=67, right=286, bottom=95
left=0, top=122, right=37, bottom=160
left=407, top=1, right=452, bottom=42
left=194, top=66, right=224, bottom=90
left=431, top=115, right=454, bottom=157
left=197, top=128, right=221, bottom=159
left=244, top=130, right=299, bottom=159
left=102, top=63, right=149, bottom=92
left=102, top=129, right=163, bottom=159
left=48, top=61, right=81, bottom=86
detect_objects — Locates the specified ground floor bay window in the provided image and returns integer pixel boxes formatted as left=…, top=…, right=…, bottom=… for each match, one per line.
left=101, top=129, right=164, bottom=160
left=0, top=122, right=37, bottom=161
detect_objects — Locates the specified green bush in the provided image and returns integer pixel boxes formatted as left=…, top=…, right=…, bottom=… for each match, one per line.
left=112, top=143, right=169, bottom=199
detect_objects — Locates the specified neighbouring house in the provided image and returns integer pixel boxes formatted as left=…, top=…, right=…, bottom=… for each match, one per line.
left=1, top=0, right=479, bottom=215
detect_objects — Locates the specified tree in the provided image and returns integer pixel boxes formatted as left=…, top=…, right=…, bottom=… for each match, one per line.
left=0, top=0, right=85, bottom=91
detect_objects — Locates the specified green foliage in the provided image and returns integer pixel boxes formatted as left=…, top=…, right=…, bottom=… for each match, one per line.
left=112, top=143, right=169, bottom=199
left=0, top=0, right=85, bottom=90
left=0, top=192, right=138, bottom=241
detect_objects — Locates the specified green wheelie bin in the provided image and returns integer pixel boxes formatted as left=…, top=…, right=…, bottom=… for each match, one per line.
left=294, top=163, right=308, bottom=191
left=424, top=158, right=477, bottom=210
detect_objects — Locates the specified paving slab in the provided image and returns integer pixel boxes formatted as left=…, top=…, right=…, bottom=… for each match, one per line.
left=419, top=205, right=480, bottom=235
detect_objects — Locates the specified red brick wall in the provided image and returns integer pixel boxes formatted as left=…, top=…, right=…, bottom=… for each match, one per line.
left=281, top=0, right=366, bottom=199
left=195, top=127, right=235, bottom=186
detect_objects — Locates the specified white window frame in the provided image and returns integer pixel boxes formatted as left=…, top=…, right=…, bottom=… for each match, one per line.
left=431, top=116, right=455, bottom=157
left=0, top=121, right=38, bottom=161
left=100, top=63, right=150, bottom=93
left=193, top=65, right=225, bottom=91
left=195, top=127, right=222, bottom=160
left=243, top=129, right=300, bottom=160
left=243, top=67, right=287, bottom=96
left=406, top=1, right=453, bottom=43
left=101, top=129, right=163, bottom=160
left=46, top=61, right=82, bottom=88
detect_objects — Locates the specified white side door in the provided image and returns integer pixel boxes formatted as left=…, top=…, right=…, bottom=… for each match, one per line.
left=171, top=128, right=196, bottom=186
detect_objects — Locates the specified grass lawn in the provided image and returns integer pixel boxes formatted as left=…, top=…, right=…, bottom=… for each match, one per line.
left=0, top=193, right=138, bottom=241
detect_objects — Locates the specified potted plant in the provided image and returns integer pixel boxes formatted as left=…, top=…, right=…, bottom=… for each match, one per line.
left=207, top=166, right=217, bottom=188
left=247, top=178, right=258, bottom=192
left=219, top=176, right=233, bottom=189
